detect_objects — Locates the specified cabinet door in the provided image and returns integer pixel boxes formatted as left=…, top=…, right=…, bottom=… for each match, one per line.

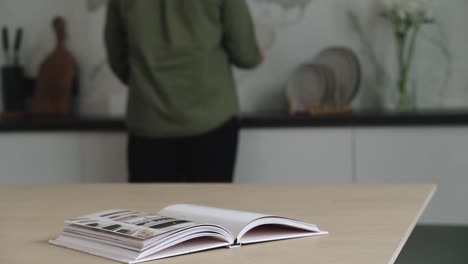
left=80, top=133, right=127, bottom=183
left=0, top=133, right=82, bottom=183
left=235, top=129, right=353, bottom=184
left=355, top=127, right=468, bottom=225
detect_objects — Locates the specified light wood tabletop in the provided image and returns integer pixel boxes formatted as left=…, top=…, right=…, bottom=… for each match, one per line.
left=0, top=184, right=435, bottom=264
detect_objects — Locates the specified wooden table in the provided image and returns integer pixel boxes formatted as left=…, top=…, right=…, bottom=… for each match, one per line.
left=0, top=184, right=435, bottom=264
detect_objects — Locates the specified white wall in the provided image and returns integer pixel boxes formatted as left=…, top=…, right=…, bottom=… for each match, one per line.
left=1, top=0, right=468, bottom=115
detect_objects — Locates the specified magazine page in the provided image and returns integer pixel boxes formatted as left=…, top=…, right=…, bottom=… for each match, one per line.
left=50, top=235, right=140, bottom=264
left=51, top=209, right=235, bottom=264
left=133, top=237, right=230, bottom=264
left=51, top=231, right=231, bottom=264
left=159, top=205, right=327, bottom=245
left=239, top=226, right=327, bottom=245
left=66, top=209, right=201, bottom=240
left=159, top=204, right=270, bottom=241
left=235, top=217, right=327, bottom=244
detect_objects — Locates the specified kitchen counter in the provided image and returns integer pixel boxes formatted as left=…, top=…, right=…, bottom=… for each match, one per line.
left=241, top=110, right=468, bottom=128
left=0, top=115, right=125, bottom=132
left=0, top=111, right=468, bottom=132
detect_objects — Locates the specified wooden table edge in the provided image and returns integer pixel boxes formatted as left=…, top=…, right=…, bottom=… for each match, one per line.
left=388, top=185, right=437, bottom=264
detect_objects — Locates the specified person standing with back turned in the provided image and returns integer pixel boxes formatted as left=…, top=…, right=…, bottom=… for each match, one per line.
left=105, top=0, right=262, bottom=183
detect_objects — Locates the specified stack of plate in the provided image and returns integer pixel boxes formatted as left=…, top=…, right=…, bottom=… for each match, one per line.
left=286, top=47, right=361, bottom=114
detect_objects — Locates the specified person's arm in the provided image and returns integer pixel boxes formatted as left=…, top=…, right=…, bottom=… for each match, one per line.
left=104, top=0, right=129, bottom=85
left=221, top=0, right=263, bottom=69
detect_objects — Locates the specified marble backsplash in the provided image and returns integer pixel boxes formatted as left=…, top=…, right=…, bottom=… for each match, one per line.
left=0, top=0, right=467, bottom=116
left=242, top=0, right=468, bottom=111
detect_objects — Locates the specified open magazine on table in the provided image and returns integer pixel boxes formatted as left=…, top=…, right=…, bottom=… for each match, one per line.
left=50, top=204, right=328, bottom=263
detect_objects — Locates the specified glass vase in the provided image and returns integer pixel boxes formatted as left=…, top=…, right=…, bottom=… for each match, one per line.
left=397, top=89, right=415, bottom=111
left=396, top=65, right=416, bottom=112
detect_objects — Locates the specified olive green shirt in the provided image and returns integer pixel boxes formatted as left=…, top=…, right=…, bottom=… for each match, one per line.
left=105, top=0, right=262, bottom=137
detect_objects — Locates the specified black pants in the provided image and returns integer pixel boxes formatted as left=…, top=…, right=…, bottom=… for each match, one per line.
left=128, top=118, right=239, bottom=183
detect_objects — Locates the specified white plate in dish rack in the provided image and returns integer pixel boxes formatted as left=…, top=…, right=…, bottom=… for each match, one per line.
left=314, top=47, right=361, bottom=105
left=286, top=64, right=329, bottom=113
left=314, top=48, right=349, bottom=105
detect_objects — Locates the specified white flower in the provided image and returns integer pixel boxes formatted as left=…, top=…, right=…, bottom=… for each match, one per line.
left=382, top=0, right=435, bottom=21
left=397, top=10, right=407, bottom=20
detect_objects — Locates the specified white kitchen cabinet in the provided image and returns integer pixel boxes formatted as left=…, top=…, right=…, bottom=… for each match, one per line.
left=80, top=133, right=127, bottom=183
left=355, top=127, right=468, bottom=225
left=2, top=126, right=468, bottom=226
left=235, top=128, right=353, bottom=184
left=0, top=133, right=128, bottom=184
left=0, top=133, right=82, bottom=184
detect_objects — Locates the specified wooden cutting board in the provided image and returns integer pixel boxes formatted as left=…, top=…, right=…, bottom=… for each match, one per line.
left=31, top=16, right=76, bottom=115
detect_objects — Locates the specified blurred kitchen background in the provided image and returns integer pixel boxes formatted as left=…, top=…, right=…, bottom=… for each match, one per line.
left=1, top=0, right=468, bottom=115
left=1, top=1, right=468, bottom=263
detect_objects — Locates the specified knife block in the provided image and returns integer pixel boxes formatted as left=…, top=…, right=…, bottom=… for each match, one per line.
left=1, top=66, right=27, bottom=112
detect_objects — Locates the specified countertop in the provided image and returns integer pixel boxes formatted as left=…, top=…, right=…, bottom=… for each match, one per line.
left=0, top=111, right=467, bottom=133
left=0, top=184, right=436, bottom=264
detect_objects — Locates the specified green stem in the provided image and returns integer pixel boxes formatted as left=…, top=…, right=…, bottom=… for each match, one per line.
left=400, top=24, right=421, bottom=99
left=404, top=24, right=421, bottom=78
left=395, top=23, right=421, bottom=97
left=395, top=29, right=407, bottom=94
